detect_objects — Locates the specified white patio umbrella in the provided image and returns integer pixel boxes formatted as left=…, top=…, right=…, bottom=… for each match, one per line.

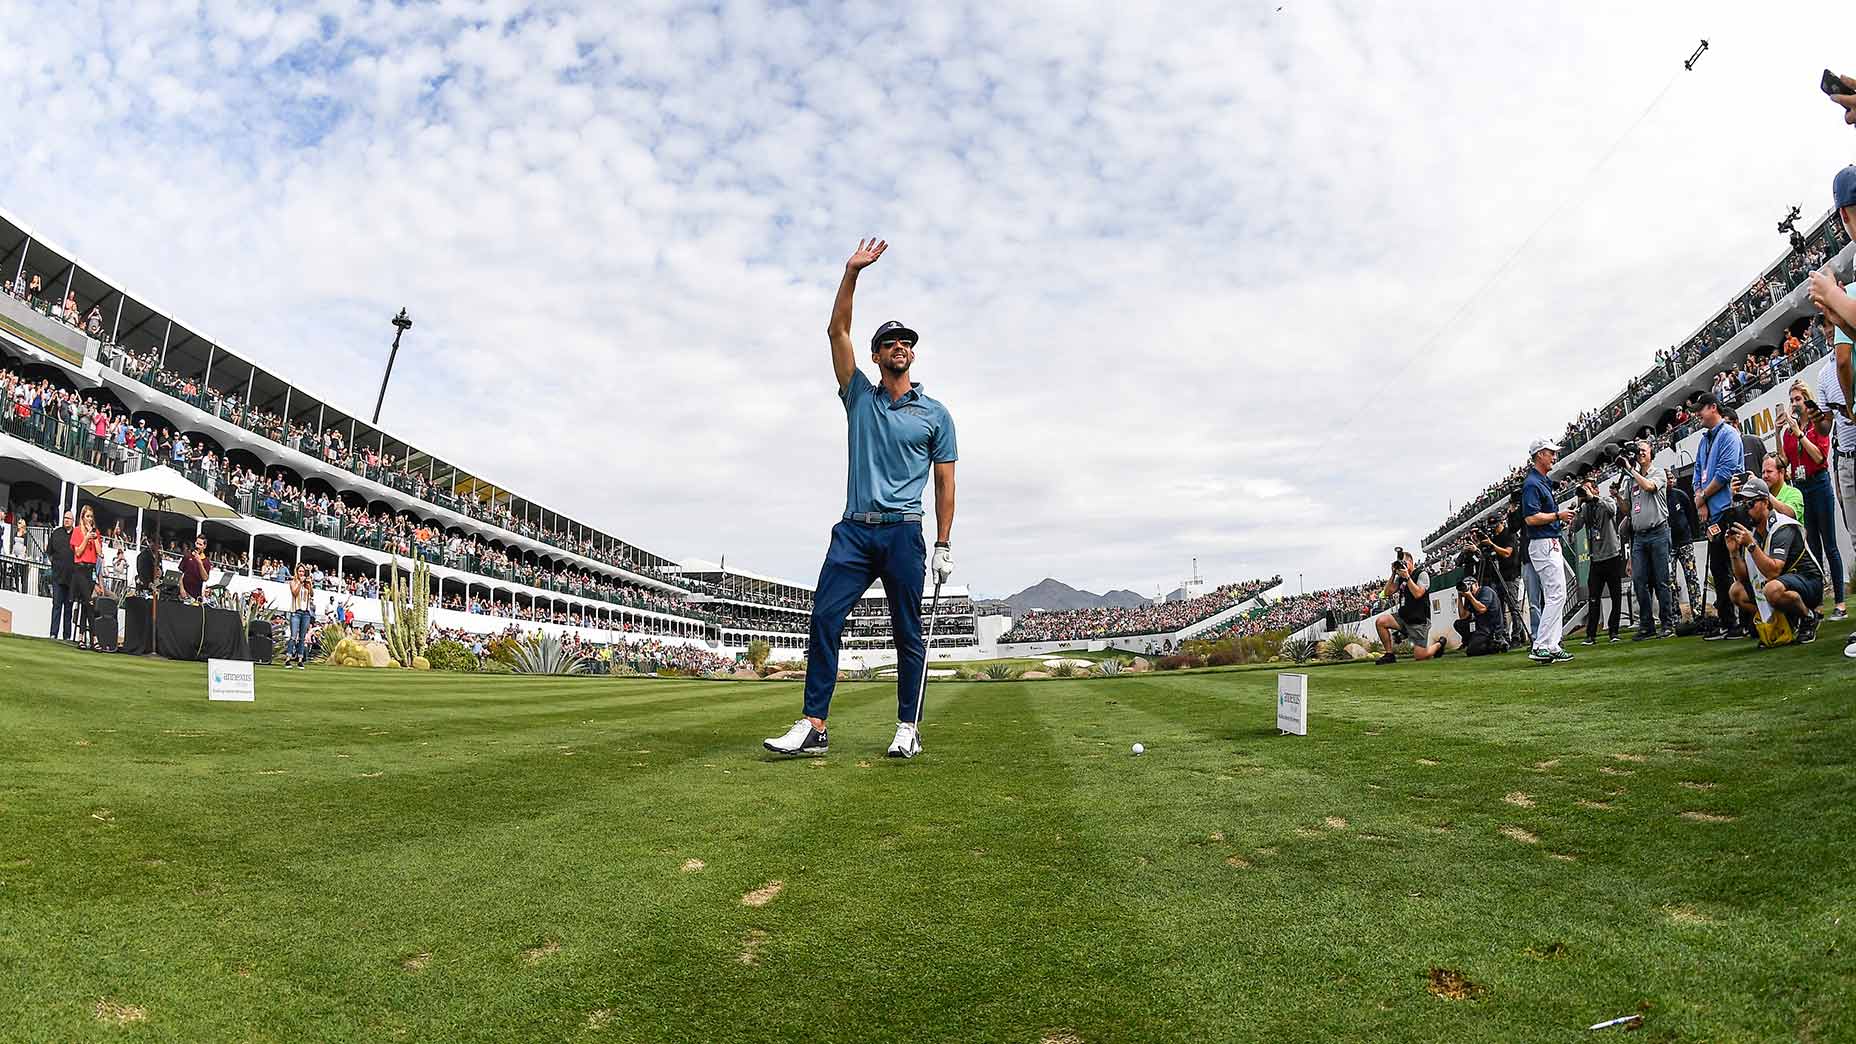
left=78, top=466, right=240, bottom=654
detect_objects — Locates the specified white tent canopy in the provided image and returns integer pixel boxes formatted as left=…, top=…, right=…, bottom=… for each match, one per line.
left=78, top=465, right=238, bottom=520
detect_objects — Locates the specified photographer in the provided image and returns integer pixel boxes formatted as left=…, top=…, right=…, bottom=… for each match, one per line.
left=1724, top=477, right=1824, bottom=645
left=1694, top=394, right=1751, bottom=640
left=1615, top=441, right=1676, bottom=639
left=1373, top=550, right=1444, bottom=664
left=1576, top=474, right=1624, bottom=645
left=1666, top=468, right=1702, bottom=618
left=1489, top=500, right=1528, bottom=649
left=1451, top=574, right=1505, bottom=656
left=1780, top=383, right=1846, bottom=619
left=1521, top=438, right=1578, bottom=664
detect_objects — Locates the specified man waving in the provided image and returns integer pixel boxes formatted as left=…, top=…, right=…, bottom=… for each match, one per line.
left=764, top=239, right=958, bottom=759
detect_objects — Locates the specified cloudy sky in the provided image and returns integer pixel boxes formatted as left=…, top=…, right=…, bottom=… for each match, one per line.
left=4, top=0, right=1852, bottom=598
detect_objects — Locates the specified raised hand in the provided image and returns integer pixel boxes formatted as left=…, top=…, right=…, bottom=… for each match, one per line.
left=847, top=238, right=887, bottom=272
left=1808, top=267, right=1841, bottom=311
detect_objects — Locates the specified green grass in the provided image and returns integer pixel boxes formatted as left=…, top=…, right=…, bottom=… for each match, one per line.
left=2, top=628, right=1854, bottom=1042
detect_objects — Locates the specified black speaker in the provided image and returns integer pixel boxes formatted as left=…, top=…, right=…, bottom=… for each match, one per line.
left=91, top=598, right=119, bottom=652
left=248, top=634, right=274, bottom=664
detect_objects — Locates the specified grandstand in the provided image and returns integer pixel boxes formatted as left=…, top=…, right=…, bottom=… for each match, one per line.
left=1424, top=205, right=1854, bottom=556
left=0, top=205, right=974, bottom=664
left=992, top=576, right=1284, bottom=655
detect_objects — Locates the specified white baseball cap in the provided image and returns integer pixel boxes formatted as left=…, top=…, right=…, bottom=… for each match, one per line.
left=1527, top=437, right=1563, bottom=457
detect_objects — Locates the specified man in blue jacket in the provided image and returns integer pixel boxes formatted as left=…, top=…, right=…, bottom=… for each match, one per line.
left=1692, top=393, right=1749, bottom=638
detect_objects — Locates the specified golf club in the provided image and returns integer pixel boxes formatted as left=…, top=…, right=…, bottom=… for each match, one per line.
left=914, top=580, right=942, bottom=727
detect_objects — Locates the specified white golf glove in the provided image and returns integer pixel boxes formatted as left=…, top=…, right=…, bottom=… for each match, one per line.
left=931, top=543, right=954, bottom=584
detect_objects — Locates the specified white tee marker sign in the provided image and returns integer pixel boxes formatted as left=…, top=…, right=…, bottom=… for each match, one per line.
left=1276, top=673, right=1307, bottom=736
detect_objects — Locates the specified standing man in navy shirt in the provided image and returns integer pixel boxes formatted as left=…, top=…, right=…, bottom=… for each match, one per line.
left=1692, top=393, right=1749, bottom=639
left=765, top=239, right=958, bottom=760
left=1521, top=438, right=1578, bottom=663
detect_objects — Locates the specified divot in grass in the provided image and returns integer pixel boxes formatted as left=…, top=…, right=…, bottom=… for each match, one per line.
left=1677, top=781, right=1717, bottom=791
left=1599, top=766, right=1634, bottom=777
left=1576, top=799, right=1613, bottom=811
left=1503, top=792, right=1535, bottom=808
left=1680, top=811, right=1736, bottom=823
left=1225, top=854, right=1252, bottom=869
left=738, top=929, right=770, bottom=967
left=1040, top=1032, right=1084, bottom=1044
left=585, top=1009, right=615, bottom=1030
left=680, top=859, right=705, bottom=873
left=401, top=952, right=431, bottom=972
left=1323, top=817, right=1348, bottom=831
left=1416, top=758, right=1439, bottom=766
left=1664, top=905, right=1715, bottom=926
left=1425, top=967, right=1485, bottom=1001
left=521, top=939, right=560, bottom=965
left=1500, top=826, right=1539, bottom=844
left=93, top=1000, right=148, bottom=1025
left=741, top=880, right=784, bottom=907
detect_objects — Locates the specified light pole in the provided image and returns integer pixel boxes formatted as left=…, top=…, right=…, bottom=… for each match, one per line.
left=372, top=308, right=413, bottom=424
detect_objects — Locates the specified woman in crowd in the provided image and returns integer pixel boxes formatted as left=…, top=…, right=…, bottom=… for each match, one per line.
left=70, top=504, right=102, bottom=648
left=1781, top=381, right=1847, bottom=619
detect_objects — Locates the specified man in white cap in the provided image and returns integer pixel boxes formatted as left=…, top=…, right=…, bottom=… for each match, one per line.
left=1519, top=438, right=1578, bottom=663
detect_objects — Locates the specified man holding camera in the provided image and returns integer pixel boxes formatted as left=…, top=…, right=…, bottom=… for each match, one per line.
left=1373, top=550, right=1444, bottom=664
left=1724, top=476, right=1824, bottom=645
left=1694, top=393, right=1751, bottom=640
left=1488, top=503, right=1528, bottom=649
left=1452, top=573, right=1505, bottom=656
left=1520, top=438, right=1577, bottom=663
left=1576, top=473, right=1625, bottom=645
left=1615, top=441, right=1676, bottom=639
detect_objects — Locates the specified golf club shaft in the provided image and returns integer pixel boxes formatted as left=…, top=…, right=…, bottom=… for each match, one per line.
left=914, top=581, right=941, bottom=727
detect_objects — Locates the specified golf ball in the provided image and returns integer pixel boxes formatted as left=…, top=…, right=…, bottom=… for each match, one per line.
left=1131, top=742, right=1145, bottom=755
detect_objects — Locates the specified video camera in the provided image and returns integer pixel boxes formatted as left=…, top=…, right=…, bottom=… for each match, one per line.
left=1391, top=546, right=1409, bottom=576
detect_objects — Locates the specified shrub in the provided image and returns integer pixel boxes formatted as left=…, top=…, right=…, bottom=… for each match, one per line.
left=1092, top=658, right=1123, bottom=677
left=1049, top=662, right=1079, bottom=678
left=608, top=663, right=638, bottom=677
left=658, top=666, right=686, bottom=678
left=849, top=666, right=882, bottom=681
left=479, top=658, right=513, bottom=674
left=508, top=633, right=586, bottom=675
left=424, top=639, right=476, bottom=673
left=1155, top=653, right=1200, bottom=671
left=316, top=623, right=347, bottom=662
left=982, top=663, right=1021, bottom=680
left=1280, top=636, right=1317, bottom=664
left=746, top=639, right=772, bottom=671
left=1320, top=632, right=1357, bottom=662
left=484, top=635, right=522, bottom=666
left=952, top=667, right=976, bottom=680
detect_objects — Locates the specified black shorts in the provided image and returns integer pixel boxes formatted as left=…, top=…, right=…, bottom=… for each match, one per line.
left=1778, top=572, right=1824, bottom=611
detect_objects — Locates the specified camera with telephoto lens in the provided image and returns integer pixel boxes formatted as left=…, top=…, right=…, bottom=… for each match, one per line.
left=1391, top=546, right=1407, bottom=576
left=1716, top=500, right=1753, bottom=537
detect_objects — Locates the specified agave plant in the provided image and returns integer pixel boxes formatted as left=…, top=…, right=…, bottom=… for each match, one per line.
left=1319, top=631, right=1357, bottom=662
left=1092, top=658, right=1124, bottom=677
left=1049, top=662, right=1079, bottom=678
left=849, top=666, right=883, bottom=682
left=982, top=663, right=1020, bottom=681
left=1280, top=636, right=1317, bottom=664
left=508, top=632, right=587, bottom=675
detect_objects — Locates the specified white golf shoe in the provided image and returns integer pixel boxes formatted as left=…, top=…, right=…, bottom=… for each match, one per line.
left=885, top=721, right=922, bottom=759
left=763, top=718, right=828, bottom=756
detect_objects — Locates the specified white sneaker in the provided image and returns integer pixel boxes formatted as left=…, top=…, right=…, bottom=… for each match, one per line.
left=886, top=721, right=922, bottom=759
left=763, top=718, right=828, bottom=756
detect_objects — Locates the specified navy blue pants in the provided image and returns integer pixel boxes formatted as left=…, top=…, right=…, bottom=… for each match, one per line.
left=803, top=520, right=926, bottom=722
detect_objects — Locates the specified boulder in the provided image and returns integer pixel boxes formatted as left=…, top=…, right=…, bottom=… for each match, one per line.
left=836, top=670, right=848, bottom=682
left=1020, top=670, right=1051, bottom=680
left=766, top=670, right=805, bottom=681
left=1129, top=657, right=1153, bottom=673
left=1345, top=643, right=1370, bottom=660
left=969, top=675, right=990, bottom=682
left=732, top=666, right=761, bottom=680
left=363, top=641, right=392, bottom=668
left=412, top=656, right=431, bottom=671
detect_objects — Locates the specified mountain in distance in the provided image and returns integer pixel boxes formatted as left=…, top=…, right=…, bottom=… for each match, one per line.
left=981, top=578, right=1153, bottom=616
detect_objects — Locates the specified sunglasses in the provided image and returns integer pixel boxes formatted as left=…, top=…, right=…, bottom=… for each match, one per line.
left=877, top=338, right=915, bottom=349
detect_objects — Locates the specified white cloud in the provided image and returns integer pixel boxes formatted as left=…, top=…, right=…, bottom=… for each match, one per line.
left=2, top=0, right=1849, bottom=598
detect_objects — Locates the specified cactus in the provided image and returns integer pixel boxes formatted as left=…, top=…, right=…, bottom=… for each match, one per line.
left=379, top=556, right=431, bottom=669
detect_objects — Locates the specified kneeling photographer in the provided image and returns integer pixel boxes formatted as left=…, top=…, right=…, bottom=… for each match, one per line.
left=1452, top=573, right=1506, bottom=656
left=1374, top=549, right=1445, bottom=664
left=1723, top=476, right=1824, bottom=646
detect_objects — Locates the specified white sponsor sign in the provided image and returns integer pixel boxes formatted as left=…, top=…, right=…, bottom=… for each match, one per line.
left=208, top=658, right=256, bottom=702
left=1276, top=673, right=1307, bottom=736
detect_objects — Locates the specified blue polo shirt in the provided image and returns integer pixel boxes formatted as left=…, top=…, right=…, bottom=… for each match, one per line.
left=1694, top=420, right=1744, bottom=518
left=839, top=369, right=957, bottom=517
left=1521, top=469, right=1561, bottom=541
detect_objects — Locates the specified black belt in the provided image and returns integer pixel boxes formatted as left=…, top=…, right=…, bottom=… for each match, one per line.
left=843, top=512, right=922, bottom=524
